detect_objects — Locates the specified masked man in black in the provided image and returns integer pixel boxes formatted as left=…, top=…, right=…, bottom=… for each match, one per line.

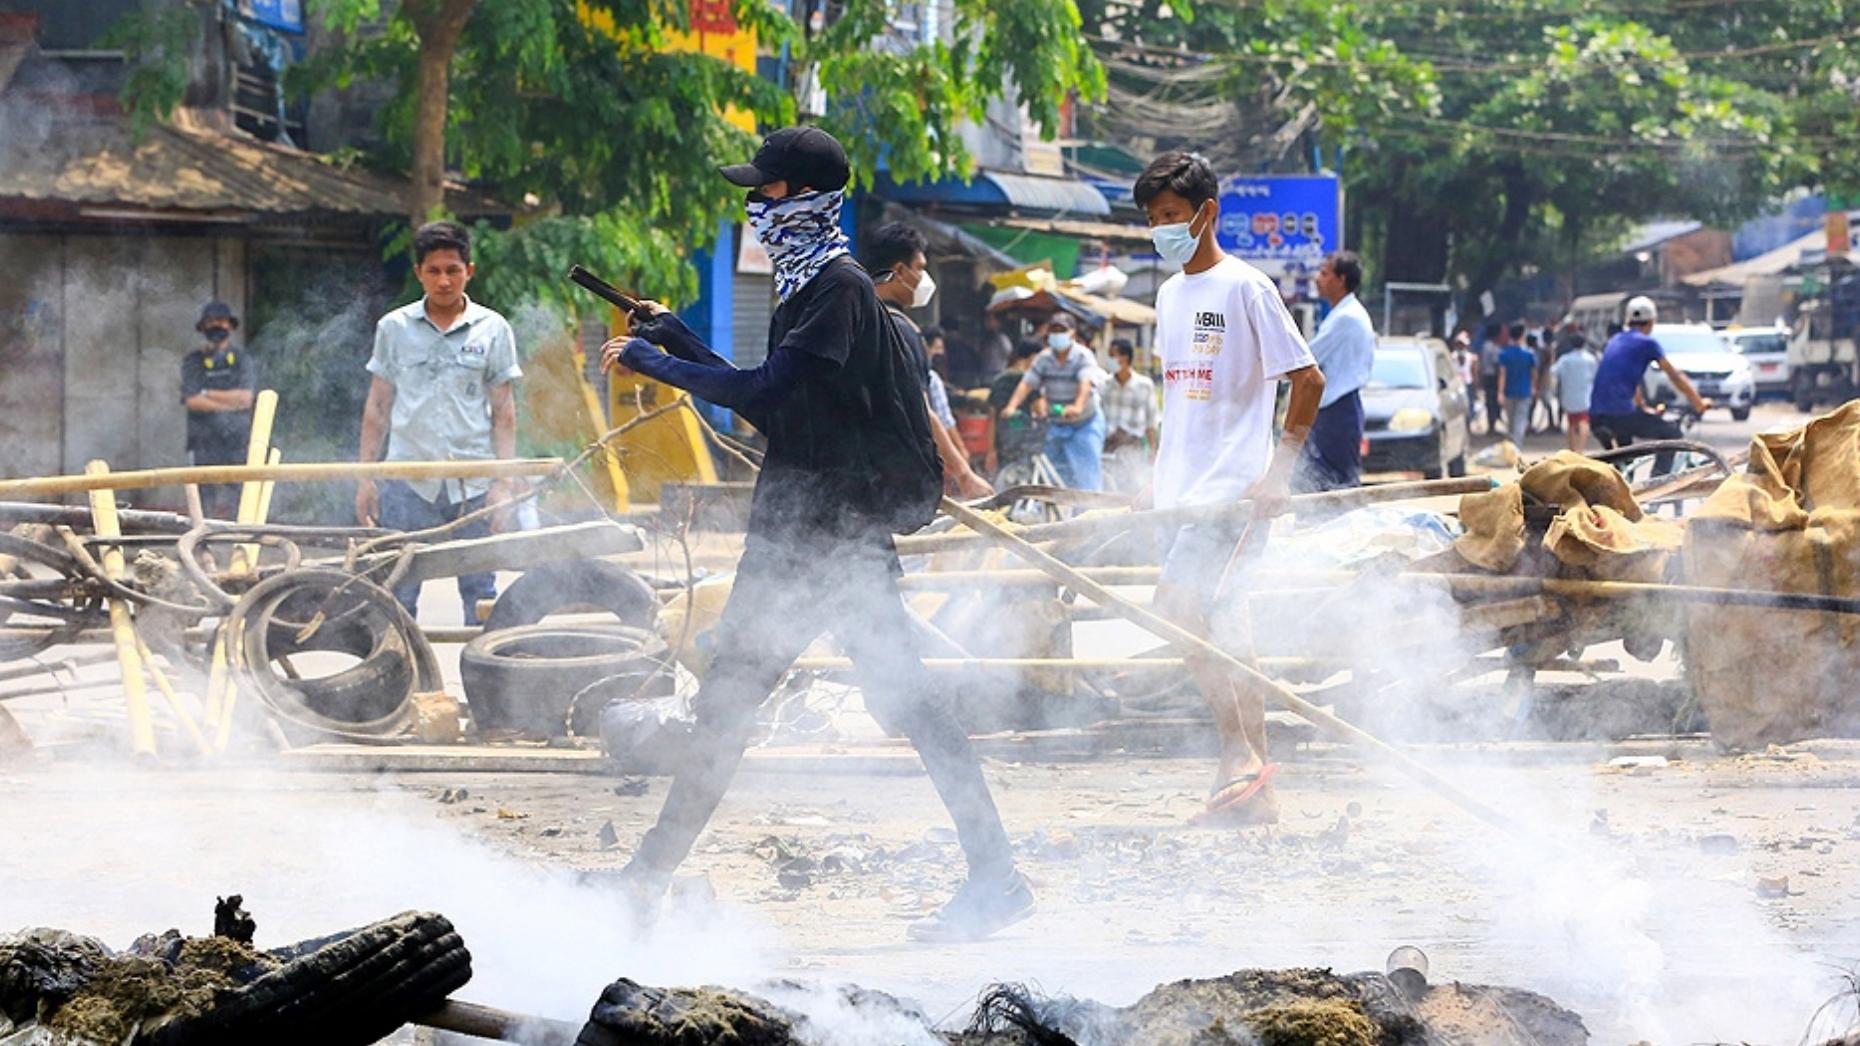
left=600, top=126, right=1032, bottom=943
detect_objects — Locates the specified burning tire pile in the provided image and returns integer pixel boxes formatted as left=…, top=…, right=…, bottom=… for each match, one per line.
left=0, top=911, right=469, bottom=1046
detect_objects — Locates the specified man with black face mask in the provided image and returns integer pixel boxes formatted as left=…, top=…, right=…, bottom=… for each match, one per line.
left=600, top=126, right=1032, bottom=943
left=179, top=301, right=257, bottom=519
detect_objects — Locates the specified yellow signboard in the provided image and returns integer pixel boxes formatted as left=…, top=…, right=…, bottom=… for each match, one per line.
left=577, top=0, right=758, bottom=132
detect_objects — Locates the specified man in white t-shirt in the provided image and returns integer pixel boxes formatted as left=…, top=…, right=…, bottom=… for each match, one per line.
left=1135, top=151, right=1326, bottom=825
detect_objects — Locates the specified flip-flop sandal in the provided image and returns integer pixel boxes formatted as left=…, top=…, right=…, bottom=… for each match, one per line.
left=1191, top=763, right=1280, bottom=825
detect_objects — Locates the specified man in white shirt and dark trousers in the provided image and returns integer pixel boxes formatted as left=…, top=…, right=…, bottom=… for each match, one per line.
left=1295, top=251, right=1375, bottom=492
left=1136, top=151, right=1326, bottom=825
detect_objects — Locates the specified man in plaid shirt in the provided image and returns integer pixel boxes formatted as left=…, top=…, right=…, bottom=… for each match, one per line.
left=1100, top=338, right=1158, bottom=492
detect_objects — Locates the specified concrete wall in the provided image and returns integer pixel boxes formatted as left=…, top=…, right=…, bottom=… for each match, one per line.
left=0, top=230, right=245, bottom=496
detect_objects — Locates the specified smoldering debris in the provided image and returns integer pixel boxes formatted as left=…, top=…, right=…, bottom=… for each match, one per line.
left=576, top=967, right=1589, bottom=1046
left=0, top=909, right=469, bottom=1046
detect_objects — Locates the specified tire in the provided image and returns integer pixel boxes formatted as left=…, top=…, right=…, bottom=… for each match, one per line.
left=263, top=585, right=411, bottom=727
left=483, top=559, right=658, bottom=633
left=1794, top=373, right=1816, bottom=413
left=460, top=624, right=671, bottom=736
left=1447, top=454, right=1467, bottom=478
left=146, top=911, right=471, bottom=1046
left=1731, top=406, right=1751, bottom=422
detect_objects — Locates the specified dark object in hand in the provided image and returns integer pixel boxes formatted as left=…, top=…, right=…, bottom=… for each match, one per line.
left=214, top=895, right=256, bottom=945
left=567, top=266, right=644, bottom=317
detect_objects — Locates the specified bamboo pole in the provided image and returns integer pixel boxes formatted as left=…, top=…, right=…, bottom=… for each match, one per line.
left=83, top=462, right=156, bottom=757
left=896, top=476, right=1492, bottom=556
left=897, top=566, right=1162, bottom=590
left=234, top=446, right=283, bottom=576
left=134, top=633, right=212, bottom=758
left=233, top=389, right=279, bottom=529
left=937, top=496, right=1514, bottom=832
left=0, top=458, right=563, bottom=500
left=790, top=655, right=1329, bottom=673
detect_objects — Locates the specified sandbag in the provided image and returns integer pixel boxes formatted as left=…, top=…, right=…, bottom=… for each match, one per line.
left=1684, top=400, right=1860, bottom=748
left=1454, top=451, right=1681, bottom=580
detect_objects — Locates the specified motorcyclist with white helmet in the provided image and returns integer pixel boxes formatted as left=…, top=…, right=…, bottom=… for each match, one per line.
left=1588, top=296, right=1711, bottom=474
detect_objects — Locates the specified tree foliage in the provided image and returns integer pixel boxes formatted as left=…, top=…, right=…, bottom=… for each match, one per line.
left=1079, top=0, right=1858, bottom=306
left=281, top=0, right=1100, bottom=307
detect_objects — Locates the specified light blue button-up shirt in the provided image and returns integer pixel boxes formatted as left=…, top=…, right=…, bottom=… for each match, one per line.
left=1309, top=292, right=1377, bottom=408
left=367, top=296, right=522, bottom=502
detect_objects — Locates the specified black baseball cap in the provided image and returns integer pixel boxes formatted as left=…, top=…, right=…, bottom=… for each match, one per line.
left=719, top=126, right=850, bottom=193
left=196, top=300, right=238, bottom=329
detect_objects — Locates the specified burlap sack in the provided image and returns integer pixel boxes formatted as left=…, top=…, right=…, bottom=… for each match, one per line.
left=1683, top=400, right=1860, bottom=748
left=1454, top=451, right=1681, bottom=580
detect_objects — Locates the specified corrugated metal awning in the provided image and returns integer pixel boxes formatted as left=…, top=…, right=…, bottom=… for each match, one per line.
left=979, top=170, right=1111, bottom=217
left=873, top=169, right=1112, bottom=218
left=0, top=110, right=501, bottom=220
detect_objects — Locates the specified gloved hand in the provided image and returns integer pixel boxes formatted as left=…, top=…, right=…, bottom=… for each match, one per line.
left=626, top=306, right=689, bottom=348
left=600, top=336, right=657, bottom=374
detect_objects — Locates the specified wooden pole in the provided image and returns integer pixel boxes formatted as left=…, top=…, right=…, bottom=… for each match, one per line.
left=0, top=458, right=563, bottom=500
left=937, top=497, right=1515, bottom=832
left=414, top=1000, right=579, bottom=1045
left=83, top=462, right=157, bottom=757
left=896, top=476, right=1492, bottom=556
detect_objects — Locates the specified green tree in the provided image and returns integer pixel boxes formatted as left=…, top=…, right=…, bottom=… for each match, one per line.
left=1078, top=0, right=1853, bottom=308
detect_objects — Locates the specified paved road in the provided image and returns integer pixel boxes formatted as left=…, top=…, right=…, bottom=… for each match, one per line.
left=1482, top=398, right=1807, bottom=463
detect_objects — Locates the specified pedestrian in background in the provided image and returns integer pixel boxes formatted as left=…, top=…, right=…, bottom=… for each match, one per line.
left=1552, top=337, right=1600, bottom=452
left=179, top=300, right=257, bottom=520
left=1525, top=327, right=1557, bottom=434
left=1478, top=323, right=1505, bottom=434
left=356, top=220, right=521, bottom=621
left=976, top=310, right=1013, bottom=389
left=1295, top=250, right=1375, bottom=492
left=1100, top=337, right=1158, bottom=493
left=865, top=222, right=992, bottom=498
left=1496, top=325, right=1537, bottom=448
left=1000, top=311, right=1106, bottom=491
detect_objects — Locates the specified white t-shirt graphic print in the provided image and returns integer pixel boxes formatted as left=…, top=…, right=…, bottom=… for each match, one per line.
left=1153, top=256, right=1316, bottom=509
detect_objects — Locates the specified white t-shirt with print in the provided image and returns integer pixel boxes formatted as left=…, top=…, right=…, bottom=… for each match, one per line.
left=1153, top=255, right=1316, bottom=509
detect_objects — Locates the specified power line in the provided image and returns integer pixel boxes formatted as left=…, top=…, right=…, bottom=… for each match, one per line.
left=1089, top=25, right=1860, bottom=76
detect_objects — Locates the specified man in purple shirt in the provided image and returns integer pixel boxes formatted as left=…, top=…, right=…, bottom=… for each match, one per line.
left=1589, top=296, right=1709, bottom=474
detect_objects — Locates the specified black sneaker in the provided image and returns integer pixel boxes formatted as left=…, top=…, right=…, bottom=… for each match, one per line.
left=906, top=871, right=1034, bottom=943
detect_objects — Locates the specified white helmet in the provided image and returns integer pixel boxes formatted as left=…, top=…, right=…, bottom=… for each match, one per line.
left=1624, top=296, right=1658, bottom=325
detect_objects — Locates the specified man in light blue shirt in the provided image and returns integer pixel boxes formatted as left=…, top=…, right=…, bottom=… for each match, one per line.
left=356, top=221, right=522, bottom=620
left=1295, top=251, right=1375, bottom=491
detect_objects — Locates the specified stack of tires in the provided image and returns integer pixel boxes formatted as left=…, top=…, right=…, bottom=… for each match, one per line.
left=460, top=560, right=673, bottom=738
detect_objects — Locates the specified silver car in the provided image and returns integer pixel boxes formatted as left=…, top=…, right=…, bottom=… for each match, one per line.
left=1641, top=324, right=1756, bottom=422
left=1362, top=338, right=1471, bottom=478
left=1728, top=326, right=1790, bottom=396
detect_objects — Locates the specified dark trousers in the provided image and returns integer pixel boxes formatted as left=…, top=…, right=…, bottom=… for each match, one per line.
left=623, top=534, right=1015, bottom=891
left=190, top=445, right=246, bottom=521
left=1591, top=411, right=1684, bottom=475
left=1294, top=389, right=1364, bottom=493
left=377, top=481, right=495, bottom=622
left=1481, top=373, right=1503, bottom=432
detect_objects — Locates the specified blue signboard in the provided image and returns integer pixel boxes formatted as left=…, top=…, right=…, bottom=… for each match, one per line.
left=1215, top=174, right=1341, bottom=278
left=240, top=0, right=304, bottom=34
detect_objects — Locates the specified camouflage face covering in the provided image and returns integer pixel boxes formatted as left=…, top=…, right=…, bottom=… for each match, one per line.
left=746, top=189, right=851, bottom=301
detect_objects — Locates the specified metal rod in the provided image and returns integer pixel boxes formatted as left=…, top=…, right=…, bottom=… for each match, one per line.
left=0, top=458, right=564, bottom=499
left=0, top=501, right=202, bottom=533
left=938, top=496, right=1516, bottom=832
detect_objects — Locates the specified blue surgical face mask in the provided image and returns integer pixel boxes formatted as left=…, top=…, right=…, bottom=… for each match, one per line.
left=1151, top=204, right=1210, bottom=266
left=1047, top=332, right=1072, bottom=351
